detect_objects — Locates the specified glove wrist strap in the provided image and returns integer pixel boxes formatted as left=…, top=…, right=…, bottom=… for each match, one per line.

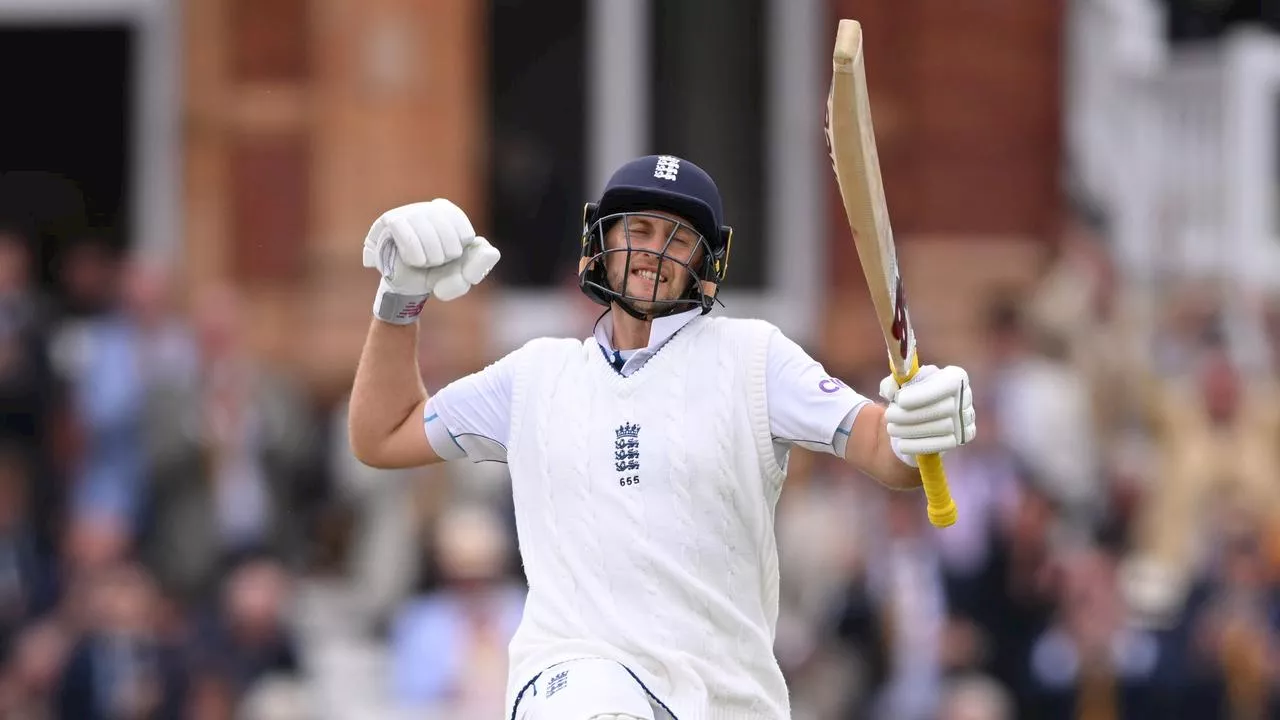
left=373, top=279, right=429, bottom=325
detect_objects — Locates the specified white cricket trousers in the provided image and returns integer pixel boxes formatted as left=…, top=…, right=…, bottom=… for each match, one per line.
left=511, top=658, right=673, bottom=720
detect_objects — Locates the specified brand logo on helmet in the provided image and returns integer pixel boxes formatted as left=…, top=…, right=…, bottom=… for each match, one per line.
left=654, top=155, right=681, bottom=181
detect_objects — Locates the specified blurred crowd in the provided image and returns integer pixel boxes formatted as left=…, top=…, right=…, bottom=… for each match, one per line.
left=773, top=207, right=1280, bottom=720
left=0, top=225, right=316, bottom=719
left=4, top=193, right=1280, bottom=720
left=2, top=6, right=1280, bottom=716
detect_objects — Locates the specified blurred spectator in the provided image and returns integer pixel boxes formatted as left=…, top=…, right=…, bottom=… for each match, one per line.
left=1024, top=211, right=1147, bottom=464
left=773, top=452, right=871, bottom=719
left=1265, top=296, right=1280, bottom=371
left=61, top=512, right=133, bottom=589
left=186, top=671, right=236, bottom=720
left=0, top=227, right=65, bottom=551
left=1126, top=340, right=1280, bottom=622
left=825, top=527, right=888, bottom=718
left=930, top=394, right=1023, bottom=636
left=189, top=552, right=301, bottom=705
left=1183, top=518, right=1280, bottom=719
left=54, top=234, right=118, bottom=320
left=54, top=562, right=186, bottom=720
left=0, top=619, right=72, bottom=719
left=141, top=283, right=318, bottom=604
left=0, top=443, right=59, bottom=660
left=328, top=395, right=421, bottom=636
left=863, top=491, right=949, bottom=720
left=54, top=257, right=195, bottom=534
left=1025, top=547, right=1162, bottom=719
left=390, top=502, right=523, bottom=717
left=238, top=674, right=314, bottom=720
left=1150, top=285, right=1225, bottom=377
left=939, top=673, right=1014, bottom=720
left=977, top=478, right=1063, bottom=716
left=984, top=293, right=1104, bottom=535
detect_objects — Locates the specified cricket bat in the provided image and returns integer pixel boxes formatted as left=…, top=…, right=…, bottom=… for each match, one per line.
left=826, top=19, right=958, bottom=528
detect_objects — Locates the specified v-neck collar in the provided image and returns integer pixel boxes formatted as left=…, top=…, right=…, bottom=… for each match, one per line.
left=592, top=308, right=701, bottom=377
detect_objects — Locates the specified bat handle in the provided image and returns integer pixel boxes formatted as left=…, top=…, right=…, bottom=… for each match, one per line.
left=891, top=357, right=958, bottom=527
left=917, top=453, right=957, bottom=527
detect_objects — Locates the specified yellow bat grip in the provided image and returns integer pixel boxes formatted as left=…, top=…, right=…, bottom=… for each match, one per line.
left=893, top=356, right=958, bottom=528
left=916, top=453, right=957, bottom=528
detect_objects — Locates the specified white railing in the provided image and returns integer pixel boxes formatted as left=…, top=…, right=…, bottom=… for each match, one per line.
left=1221, top=28, right=1280, bottom=292
left=1069, top=0, right=1280, bottom=292
left=1068, top=1, right=1280, bottom=367
left=1154, top=47, right=1229, bottom=279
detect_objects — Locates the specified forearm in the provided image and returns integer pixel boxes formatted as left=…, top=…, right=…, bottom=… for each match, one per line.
left=349, top=199, right=499, bottom=468
left=843, top=403, right=921, bottom=490
left=348, top=318, right=431, bottom=467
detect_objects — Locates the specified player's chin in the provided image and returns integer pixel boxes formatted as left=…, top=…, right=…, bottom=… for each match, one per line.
left=618, top=291, right=690, bottom=315
left=626, top=298, right=677, bottom=315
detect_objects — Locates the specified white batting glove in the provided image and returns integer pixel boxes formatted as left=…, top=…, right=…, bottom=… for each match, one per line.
left=362, top=199, right=501, bottom=323
left=879, top=365, right=976, bottom=467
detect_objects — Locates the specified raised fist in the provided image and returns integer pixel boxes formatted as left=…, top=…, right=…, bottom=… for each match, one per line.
left=363, top=199, right=500, bottom=321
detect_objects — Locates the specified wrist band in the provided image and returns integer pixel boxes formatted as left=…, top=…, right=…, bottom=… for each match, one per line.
left=374, top=289, right=429, bottom=324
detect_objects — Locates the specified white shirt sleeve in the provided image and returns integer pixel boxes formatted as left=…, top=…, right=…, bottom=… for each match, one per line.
left=766, top=331, right=871, bottom=456
left=423, top=349, right=521, bottom=464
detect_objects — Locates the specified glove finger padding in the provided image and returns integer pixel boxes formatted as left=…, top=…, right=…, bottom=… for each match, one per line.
left=892, top=365, right=968, bottom=410
left=431, top=198, right=477, bottom=247
left=404, top=215, right=444, bottom=267
left=887, top=416, right=955, bottom=440
left=430, top=265, right=472, bottom=302
left=362, top=222, right=390, bottom=270
left=461, top=237, right=501, bottom=284
left=429, top=239, right=501, bottom=302
left=895, top=435, right=960, bottom=456
left=882, top=363, right=977, bottom=462
left=885, top=396, right=957, bottom=426
left=383, top=216, right=424, bottom=267
left=411, top=211, right=461, bottom=265
left=890, top=410, right=976, bottom=447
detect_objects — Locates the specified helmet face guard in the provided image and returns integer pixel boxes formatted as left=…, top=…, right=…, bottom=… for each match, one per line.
left=578, top=202, right=733, bottom=318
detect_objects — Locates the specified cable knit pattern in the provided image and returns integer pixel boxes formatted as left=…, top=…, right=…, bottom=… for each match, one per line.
left=661, top=335, right=690, bottom=661
left=504, top=317, right=788, bottom=720
left=712, top=320, right=745, bottom=712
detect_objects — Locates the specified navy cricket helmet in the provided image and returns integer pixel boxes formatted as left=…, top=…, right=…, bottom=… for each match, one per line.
left=578, top=154, right=734, bottom=318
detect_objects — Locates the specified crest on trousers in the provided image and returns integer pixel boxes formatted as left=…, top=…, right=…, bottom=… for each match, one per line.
left=546, top=670, right=569, bottom=698
left=615, top=422, right=640, bottom=487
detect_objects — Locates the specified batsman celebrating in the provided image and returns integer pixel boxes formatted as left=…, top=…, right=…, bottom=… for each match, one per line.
left=349, top=155, right=977, bottom=720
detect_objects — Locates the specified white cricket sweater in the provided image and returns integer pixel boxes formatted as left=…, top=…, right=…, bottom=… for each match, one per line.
left=504, top=315, right=791, bottom=720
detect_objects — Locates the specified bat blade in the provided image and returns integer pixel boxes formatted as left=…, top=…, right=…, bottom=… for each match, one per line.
left=825, top=19, right=916, bottom=383
left=826, top=19, right=957, bottom=528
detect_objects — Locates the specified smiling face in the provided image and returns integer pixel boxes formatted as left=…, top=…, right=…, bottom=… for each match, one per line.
left=601, top=211, right=705, bottom=316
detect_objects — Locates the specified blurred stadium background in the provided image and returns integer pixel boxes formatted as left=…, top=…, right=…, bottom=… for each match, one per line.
left=0, top=0, right=1279, bottom=718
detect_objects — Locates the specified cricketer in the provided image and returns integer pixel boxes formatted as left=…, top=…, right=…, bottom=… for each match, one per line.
left=348, top=154, right=977, bottom=720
